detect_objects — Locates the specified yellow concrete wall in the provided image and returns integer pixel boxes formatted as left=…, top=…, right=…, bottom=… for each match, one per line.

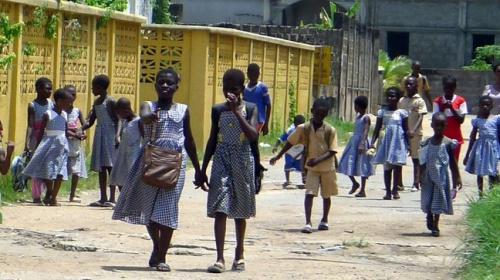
left=140, top=25, right=316, bottom=150
left=0, top=0, right=145, bottom=153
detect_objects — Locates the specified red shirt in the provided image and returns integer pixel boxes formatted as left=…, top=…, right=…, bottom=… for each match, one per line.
left=432, top=95, right=468, bottom=144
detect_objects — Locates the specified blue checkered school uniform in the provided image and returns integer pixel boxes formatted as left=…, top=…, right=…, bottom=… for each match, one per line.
left=23, top=110, right=69, bottom=180
left=465, top=115, right=500, bottom=176
left=112, top=102, right=187, bottom=229
left=338, top=114, right=375, bottom=177
left=207, top=104, right=256, bottom=219
left=28, top=100, right=53, bottom=153
left=109, top=116, right=142, bottom=186
left=372, top=109, right=408, bottom=166
left=67, top=107, right=87, bottom=178
left=90, top=98, right=116, bottom=172
left=420, top=138, right=457, bottom=215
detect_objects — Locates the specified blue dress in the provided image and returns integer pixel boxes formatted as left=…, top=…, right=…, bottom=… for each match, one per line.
left=338, top=114, right=375, bottom=177
left=23, top=110, right=69, bottom=180
left=109, top=116, right=142, bottom=187
left=465, top=115, right=500, bottom=176
left=90, top=98, right=116, bottom=172
left=373, top=109, right=408, bottom=166
left=207, top=104, right=256, bottom=219
left=420, top=138, right=457, bottom=215
left=112, top=102, right=187, bottom=229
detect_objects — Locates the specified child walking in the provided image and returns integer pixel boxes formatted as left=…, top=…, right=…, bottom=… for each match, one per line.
left=81, top=74, right=118, bottom=207
left=463, top=96, right=500, bottom=197
left=243, top=63, right=271, bottom=135
left=0, top=120, right=14, bottom=175
left=371, top=87, right=409, bottom=200
left=338, top=95, right=375, bottom=197
left=271, top=98, right=338, bottom=234
left=109, top=97, right=142, bottom=190
left=398, top=76, right=428, bottom=192
left=113, top=69, right=203, bottom=272
left=420, top=112, right=462, bottom=237
left=64, top=85, right=87, bottom=203
left=23, top=89, right=76, bottom=206
left=24, top=77, right=53, bottom=204
left=200, top=68, right=259, bottom=273
left=272, top=114, right=306, bottom=187
left=432, top=75, right=467, bottom=161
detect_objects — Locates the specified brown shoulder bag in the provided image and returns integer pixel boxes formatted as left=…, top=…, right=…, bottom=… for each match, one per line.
left=141, top=106, right=182, bottom=189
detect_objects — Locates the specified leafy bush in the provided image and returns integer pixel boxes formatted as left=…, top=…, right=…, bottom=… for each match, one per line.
left=463, top=45, right=500, bottom=71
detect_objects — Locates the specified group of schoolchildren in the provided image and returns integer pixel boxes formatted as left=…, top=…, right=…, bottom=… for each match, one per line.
left=1, top=60, right=499, bottom=273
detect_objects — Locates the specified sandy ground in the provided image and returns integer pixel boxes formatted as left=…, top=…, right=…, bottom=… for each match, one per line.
left=0, top=117, right=477, bottom=280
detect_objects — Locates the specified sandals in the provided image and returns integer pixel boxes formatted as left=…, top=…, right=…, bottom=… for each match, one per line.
left=383, top=194, right=392, bottom=200
left=431, top=229, right=440, bottom=237
left=103, top=202, right=116, bottom=208
left=348, top=183, right=360, bottom=195
left=88, top=201, right=104, bottom=207
left=282, top=181, right=291, bottom=188
left=69, top=196, right=81, bottom=203
left=301, top=224, right=313, bottom=234
left=392, top=192, right=400, bottom=200
left=318, top=222, right=329, bottom=231
left=355, top=191, right=366, bottom=197
left=231, top=259, right=245, bottom=271
left=156, top=263, right=170, bottom=272
left=411, top=184, right=420, bottom=192
left=207, top=262, right=225, bottom=273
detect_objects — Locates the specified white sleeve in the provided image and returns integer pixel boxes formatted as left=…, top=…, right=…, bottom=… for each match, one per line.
left=458, top=101, right=468, bottom=114
left=432, top=102, right=439, bottom=114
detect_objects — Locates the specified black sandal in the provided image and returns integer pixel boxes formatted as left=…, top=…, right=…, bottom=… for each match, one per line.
left=348, top=183, right=360, bottom=195
left=156, top=263, right=171, bottom=272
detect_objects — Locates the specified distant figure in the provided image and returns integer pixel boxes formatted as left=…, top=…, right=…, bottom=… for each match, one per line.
left=420, top=112, right=462, bottom=237
left=371, top=87, right=409, bottom=200
left=109, top=97, right=142, bottom=191
left=64, top=85, right=88, bottom=203
left=463, top=96, right=500, bottom=198
left=432, top=75, right=467, bottom=161
left=81, top=74, right=118, bottom=207
left=398, top=76, right=428, bottom=192
left=23, top=89, right=76, bottom=206
left=400, top=61, right=432, bottom=108
left=338, top=95, right=375, bottom=197
left=243, top=63, right=271, bottom=135
left=0, top=120, right=14, bottom=175
left=25, top=77, right=53, bottom=204
left=482, top=61, right=500, bottom=115
left=271, top=114, right=306, bottom=188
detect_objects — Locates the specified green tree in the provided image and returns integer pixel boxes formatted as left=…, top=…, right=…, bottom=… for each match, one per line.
left=378, top=50, right=411, bottom=90
left=0, top=13, right=24, bottom=69
left=152, top=0, right=175, bottom=24
left=67, top=0, right=128, bottom=11
left=463, top=45, right=500, bottom=71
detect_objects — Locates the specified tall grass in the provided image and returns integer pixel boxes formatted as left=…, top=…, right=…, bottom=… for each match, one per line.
left=456, top=187, right=500, bottom=279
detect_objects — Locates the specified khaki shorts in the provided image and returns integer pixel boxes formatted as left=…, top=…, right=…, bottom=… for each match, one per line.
left=409, top=135, right=422, bottom=159
left=305, top=170, right=338, bottom=198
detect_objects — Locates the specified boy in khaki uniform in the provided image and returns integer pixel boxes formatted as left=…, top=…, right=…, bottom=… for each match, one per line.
left=398, top=76, right=427, bottom=192
left=270, top=98, right=338, bottom=234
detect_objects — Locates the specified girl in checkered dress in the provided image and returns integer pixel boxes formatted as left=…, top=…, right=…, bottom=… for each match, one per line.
left=64, top=85, right=88, bottom=203
left=201, top=69, right=259, bottom=273
left=23, top=89, right=76, bottom=206
left=81, top=75, right=118, bottom=207
left=463, top=95, right=500, bottom=197
left=112, top=69, right=203, bottom=272
left=420, top=112, right=462, bottom=237
left=24, top=77, right=53, bottom=204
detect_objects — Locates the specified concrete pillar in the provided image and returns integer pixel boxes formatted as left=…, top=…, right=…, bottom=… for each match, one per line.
left=263, top=0, right=271, bottom=24
left=456, top=0, right=467, bottom=67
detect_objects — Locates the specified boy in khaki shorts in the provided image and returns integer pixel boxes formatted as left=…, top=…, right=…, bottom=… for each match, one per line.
left=270, top=98, right=338, bottom=234
left=398, top=76, right=427, bottom=192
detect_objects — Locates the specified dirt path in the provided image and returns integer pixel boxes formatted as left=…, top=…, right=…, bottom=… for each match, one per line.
left=0, top=117, right=475, bottom=279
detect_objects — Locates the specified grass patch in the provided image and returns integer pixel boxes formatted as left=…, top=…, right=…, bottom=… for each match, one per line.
left=456, top=187, right=500, bottom=279
left=342, top=238, right=369, bottom=248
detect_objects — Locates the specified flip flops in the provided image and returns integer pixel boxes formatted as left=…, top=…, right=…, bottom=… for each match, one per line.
left=88, top=201, right=104, bottom=207
left=207, top=262, right=225, bottom=273
left=301, top=224, right=313, bottom=234
left=156, top=263, right=170, bottom=272
left=231, top=259, right=245, bottom=271
left=318, top=222, right=329, bottom=231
